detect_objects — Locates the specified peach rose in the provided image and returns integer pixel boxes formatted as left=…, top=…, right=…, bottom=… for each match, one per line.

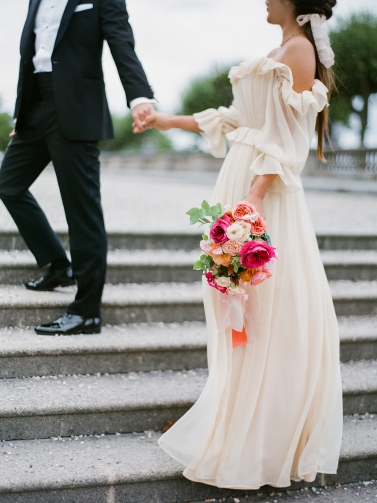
left=222, top=240, right=244, bottom=256
left=233, top=201, right=257, bottom=222
left=251, top=216, right=267, bottom=236
left=208, top=250, right=232, bottom=266
left=238, top=269, right=255, bottom=282
left=250, top=267, right=272, bottom=286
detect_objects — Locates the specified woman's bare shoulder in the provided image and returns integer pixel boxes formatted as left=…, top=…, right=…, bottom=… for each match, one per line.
left=280, top=37, right=316, bottom=93
left=267, top=47, right=281, bottom=58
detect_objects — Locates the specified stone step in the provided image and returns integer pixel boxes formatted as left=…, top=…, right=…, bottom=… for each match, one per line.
left=0, top=250, right=201, bottom=285
left=0, top=230, right=201, bottom=253
left=331, top=281, right=377, bottom=316
left=0, top=323, right=208, bottom=379
left=338, top=316, right=377, bottom=361
left=0, top=282, right=204, bottom=328
left=1, top=230, right=377, bottom=252
left=0, top=416, right=375, bottom=502
left=322, top=251, right=377, bottom=281
left=0, top=319, right=376, bottom=379
left=0, top=362, right=375, bottom=441
left=3, top=250, right=377, bottom=285
left=1, top=281, right=377, bottom=328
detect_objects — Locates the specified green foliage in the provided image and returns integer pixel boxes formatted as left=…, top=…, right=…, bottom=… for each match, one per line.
left=330, top=12, right=377, bottom=144
left=0, top=110, right=12, bottom=152
left=193, top=253, right=214, bottom=272
left=186, top=200, right=227, bottom=226
left=100, top=114, right=172, bottom=152
left=180, top=66, right=234, bottom=117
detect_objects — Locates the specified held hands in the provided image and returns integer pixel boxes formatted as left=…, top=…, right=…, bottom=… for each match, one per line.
left=133, top=110, right=200, bottom=134
left=132, top=103, right=155, bottom=134
left=133, top=110, right=172, bottom=133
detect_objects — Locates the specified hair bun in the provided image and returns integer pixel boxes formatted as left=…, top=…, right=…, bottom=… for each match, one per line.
left=292, top=0, right=336, bottom=20
left=319, top=0, right=336, bottom=20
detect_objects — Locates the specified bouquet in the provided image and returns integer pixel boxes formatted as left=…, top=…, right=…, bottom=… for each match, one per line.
left=187, top=200, right=277, bottom=347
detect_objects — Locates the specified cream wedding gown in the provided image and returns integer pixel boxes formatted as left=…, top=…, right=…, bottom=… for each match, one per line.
left=159, top=57, right=343, bottom=489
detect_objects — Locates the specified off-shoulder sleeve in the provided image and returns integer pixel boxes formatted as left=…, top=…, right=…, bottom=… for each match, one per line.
left=193, top=105, right=239, bottom=158
left=228, top=58, right=328, bottom=195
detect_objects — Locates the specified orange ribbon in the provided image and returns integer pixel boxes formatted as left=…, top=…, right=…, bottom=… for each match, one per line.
left=232, top=326, right=248, bottom=348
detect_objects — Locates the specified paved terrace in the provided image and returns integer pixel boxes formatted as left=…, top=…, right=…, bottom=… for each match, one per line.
left=0, top=168, right=377, bottom=235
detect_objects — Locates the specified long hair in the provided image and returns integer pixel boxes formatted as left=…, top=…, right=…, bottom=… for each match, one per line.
left=290, top=0, right=337, bottom=160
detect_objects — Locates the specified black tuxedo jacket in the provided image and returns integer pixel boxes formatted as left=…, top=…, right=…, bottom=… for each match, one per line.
left=15, top=0, right=154, bottom=141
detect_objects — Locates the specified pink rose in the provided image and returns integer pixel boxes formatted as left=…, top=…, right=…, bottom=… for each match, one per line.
left=251, top=216, right=267, bottom=236
left=209, top=216, right=232, bottom=244
left=240, top=241, right=276, bottom=269
left=205, top=272, right=228, bottom=293
left=250, top=267, right=272, bottom=286
left=233, top=201, right=257, bottom=222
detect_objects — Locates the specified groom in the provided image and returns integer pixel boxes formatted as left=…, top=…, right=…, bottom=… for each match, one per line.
left=0, top=0, right=155, bottom=335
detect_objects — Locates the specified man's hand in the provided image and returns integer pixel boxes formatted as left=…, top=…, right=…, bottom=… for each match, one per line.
left=132, top=103, right=155, bottom=134
left=9, top=129, right=16, bottom=138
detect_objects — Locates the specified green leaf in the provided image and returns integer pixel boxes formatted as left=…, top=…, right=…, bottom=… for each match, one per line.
left=193, top=260, right=204, bottom=270
left=189, top=215, right=201, bottom=225
left=186, top=207, right=201, bottom=216
left=201, top=200, right=210, bottom=211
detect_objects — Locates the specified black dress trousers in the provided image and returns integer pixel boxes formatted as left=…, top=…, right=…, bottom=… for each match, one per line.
left=0, top=75, right=107, bottom=319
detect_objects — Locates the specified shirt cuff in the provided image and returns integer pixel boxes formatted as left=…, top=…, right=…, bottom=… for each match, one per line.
left=130, top=97, right=157, bottom=110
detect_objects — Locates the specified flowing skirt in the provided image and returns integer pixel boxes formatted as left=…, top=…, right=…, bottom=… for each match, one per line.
left=159, top=142, right=343, bottom=489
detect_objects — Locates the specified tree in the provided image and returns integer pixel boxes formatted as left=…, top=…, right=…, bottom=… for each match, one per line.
left=180, top=66, right=234, bottom=117
left=330, top=13, right=377, bottom=147
left=100, top=114, right=172, bottom=153
left=0, top=102, right=12, bottom=152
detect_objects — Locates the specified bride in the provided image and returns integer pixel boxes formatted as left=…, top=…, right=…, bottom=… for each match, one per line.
left=138, top=0, right=342, bottom=490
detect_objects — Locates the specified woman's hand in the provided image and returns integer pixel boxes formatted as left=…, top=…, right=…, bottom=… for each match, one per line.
left=245, top=174, right=277, bottom=219
left=141, top=112, right=172, bottom=132
left=137, top=113, right=201, bottom=133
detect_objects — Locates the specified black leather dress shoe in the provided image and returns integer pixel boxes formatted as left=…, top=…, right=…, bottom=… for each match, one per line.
left=35, top=312, right=101, bottom=335
left=26, top=267, right=77, bottom=291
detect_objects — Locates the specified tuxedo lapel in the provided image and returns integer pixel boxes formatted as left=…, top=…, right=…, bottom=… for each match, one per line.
left=20, top=0, right=43, bottom=57
left=54, top=0, right=80, bottom=51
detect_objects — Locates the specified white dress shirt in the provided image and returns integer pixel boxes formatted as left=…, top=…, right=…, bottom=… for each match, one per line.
left=33, top=0, right=154, bottom=109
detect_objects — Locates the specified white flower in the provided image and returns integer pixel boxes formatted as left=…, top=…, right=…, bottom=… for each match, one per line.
left=242, top=212, right=259, bottom=223
left=226, top=222, right=250, bottom=242
left=215, top=276, right=231, bottom=288
left=238, top=220, right=251, bottom=233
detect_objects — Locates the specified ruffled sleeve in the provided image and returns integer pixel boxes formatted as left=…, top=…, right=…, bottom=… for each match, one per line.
left=228, top=58, right=329, bottom=195
left=194, top=105, right=239, bottom=158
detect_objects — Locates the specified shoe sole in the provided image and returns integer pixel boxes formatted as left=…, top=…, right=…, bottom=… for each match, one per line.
left=26, top=279, right=77, bottom=292
left=35, top=326, right=101, bottom=336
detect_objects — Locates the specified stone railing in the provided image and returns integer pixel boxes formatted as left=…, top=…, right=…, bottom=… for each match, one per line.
left=4, top=148, right=375, bottom=178
left=100, top=151, right=223, bottom=172
left=305, top=149, right=377, bottom=178
left=101, top=149, right=377, bottom=178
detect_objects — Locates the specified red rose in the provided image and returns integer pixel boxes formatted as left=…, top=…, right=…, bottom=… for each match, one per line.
left=209, top=216, right=232, bottom=244
left=240, top=241, right=276, bottom=269
left=205, top=272, right=228, bottom=293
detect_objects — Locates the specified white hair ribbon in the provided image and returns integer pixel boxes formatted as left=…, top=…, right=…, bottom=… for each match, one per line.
left=297, top=13, right=335, bottom=68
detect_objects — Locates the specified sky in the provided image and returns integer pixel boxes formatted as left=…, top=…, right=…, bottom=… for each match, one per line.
left=0, top=0, right=376, bottom=148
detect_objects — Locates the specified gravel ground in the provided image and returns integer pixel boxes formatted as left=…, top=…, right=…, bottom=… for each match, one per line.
left=189, top=480, right=377, bottom=503
left=1, top=168, right=377, bottom=234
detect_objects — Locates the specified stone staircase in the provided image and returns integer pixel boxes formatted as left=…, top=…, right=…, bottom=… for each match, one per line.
left=0, top=231, right=376, bottom=503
